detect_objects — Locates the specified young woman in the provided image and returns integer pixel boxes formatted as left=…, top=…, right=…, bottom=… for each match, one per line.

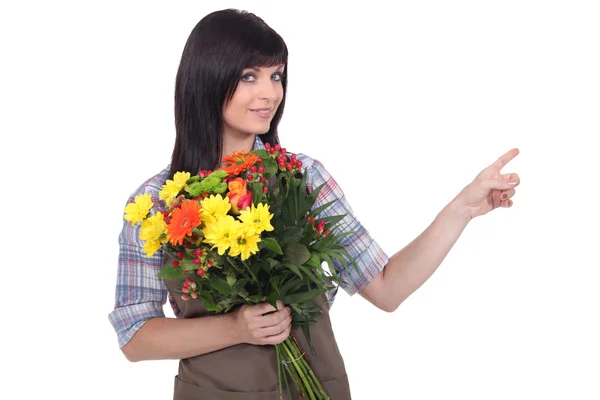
left=109, top=8, right=520, bottom=399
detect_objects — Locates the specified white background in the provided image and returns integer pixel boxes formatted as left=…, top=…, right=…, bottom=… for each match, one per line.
left=2, top=1, right=599, bottom=399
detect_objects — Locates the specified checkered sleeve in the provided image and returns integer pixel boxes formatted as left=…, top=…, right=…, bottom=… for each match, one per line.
left=108, top=185, right=169, bottom=349
left=308, top=159, right=389, bottom=296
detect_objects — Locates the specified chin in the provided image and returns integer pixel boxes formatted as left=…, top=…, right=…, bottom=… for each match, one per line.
left=254, top=123, right=272, bottom=135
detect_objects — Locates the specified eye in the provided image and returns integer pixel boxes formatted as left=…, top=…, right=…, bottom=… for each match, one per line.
left=241, top=74, right=256, bottom=82
left=272, top=72, right=285, bottom=81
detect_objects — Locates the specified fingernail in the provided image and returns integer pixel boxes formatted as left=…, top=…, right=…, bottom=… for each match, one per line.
left=508, top=180, right=517, bottom=186
left=501, top=193, right=507, bottom=200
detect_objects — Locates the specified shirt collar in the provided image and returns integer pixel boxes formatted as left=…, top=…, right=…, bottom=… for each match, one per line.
left=252, top=135, right=267, bottom=151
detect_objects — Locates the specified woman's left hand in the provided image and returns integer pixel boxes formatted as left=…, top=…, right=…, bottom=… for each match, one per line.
left=455, top=148, right=521, bottom=220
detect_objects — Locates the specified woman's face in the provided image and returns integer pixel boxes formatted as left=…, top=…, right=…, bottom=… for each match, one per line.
left=222, top=64, right=285, bottom=138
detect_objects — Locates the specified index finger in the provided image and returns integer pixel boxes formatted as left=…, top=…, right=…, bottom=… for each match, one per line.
left=492, top=148, right=520, bottom=170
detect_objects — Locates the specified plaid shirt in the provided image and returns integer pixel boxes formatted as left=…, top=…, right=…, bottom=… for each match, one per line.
left=109, top=136, right=389, bottom=348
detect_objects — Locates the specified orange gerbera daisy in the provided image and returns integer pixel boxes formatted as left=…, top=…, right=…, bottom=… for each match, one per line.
left=221, top=150, right=260, bottom=175
left=167, top=200, right=202, bottom=246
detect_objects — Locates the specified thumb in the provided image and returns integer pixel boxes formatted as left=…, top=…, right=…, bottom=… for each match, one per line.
left=482, top=177, right=518, bottom=190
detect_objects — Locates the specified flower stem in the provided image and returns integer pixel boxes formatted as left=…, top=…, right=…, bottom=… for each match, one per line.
left=281, top=339, right=316, bottom=400
left=275, top=344, right=284, bottom=399
left=289, top=334, right=329, bottom=399
left=282, top=338, right=320, bottom=396
left=277, top=343, right=302, bottom=398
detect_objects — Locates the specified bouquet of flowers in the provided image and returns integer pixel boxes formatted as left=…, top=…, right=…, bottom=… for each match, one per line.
left=124, top=143, right=357, bottom=400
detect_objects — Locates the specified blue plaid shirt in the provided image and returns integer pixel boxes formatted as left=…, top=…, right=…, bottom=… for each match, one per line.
left=109, top=136, right=389, bottom=348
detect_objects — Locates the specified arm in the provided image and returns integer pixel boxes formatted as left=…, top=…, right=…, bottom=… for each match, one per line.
left=110, top=180, right=293, bottom=362
left=121, top=314, right=240, bottom=362
left=359, top=149, right=520, bottom=312
left=110, top=185, right=244, bottom=361
left=359, top=198, right=469, bottom=312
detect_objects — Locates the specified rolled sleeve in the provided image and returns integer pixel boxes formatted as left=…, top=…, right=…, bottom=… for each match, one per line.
left=108, top=187, right=169, bottom=349
left=308, top=159, right=389, bottom=296
left=109, top=301, right=165, bottom=348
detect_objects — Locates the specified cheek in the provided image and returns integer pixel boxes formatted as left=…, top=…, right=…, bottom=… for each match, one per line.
left=223, top=98, right=248, bottom=122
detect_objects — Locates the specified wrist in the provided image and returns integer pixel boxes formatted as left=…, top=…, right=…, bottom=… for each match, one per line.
left=226, top=309, right=244, bottom=346
left=443, top=197, right=472, bottom=225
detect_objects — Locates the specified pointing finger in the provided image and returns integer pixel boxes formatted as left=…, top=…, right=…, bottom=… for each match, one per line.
left=492, top=148, right=520, bottom=170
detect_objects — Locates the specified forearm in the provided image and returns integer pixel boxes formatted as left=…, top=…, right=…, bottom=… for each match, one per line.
left=383, top=198, right=470, bottom=311
left=122, top=313, right=241, bottom=362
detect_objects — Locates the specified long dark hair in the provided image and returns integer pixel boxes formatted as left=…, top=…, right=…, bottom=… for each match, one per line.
left=170, top=9, right=288, bottom=178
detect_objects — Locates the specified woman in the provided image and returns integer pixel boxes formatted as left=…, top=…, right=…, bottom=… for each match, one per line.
left=109, top=8, right=520, bottom=399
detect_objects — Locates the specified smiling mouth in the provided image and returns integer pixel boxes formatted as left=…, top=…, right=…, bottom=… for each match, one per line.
left=250, top=108, right=273, bottom=118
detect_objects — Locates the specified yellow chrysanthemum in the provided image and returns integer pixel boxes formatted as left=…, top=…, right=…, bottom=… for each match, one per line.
left=159, top=171, right=191, bottom=206
left=238, top=203, right=274, bottom=235
left=140, top=212, right=167, bottom=243
left=200, top=194, right=231, bottom=224
left=229, top=226, right=261, bottom=261
left=143, top=239, right=162, bottom=258
left=124, top=193, right=153, bottom=225
left=159, top=181, right=179, bottom=207
left=203, top=215, right=243, bottom=256
left=173, top=171, right=191, bottom=188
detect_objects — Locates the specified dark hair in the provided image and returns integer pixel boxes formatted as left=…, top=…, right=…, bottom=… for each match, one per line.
left=170, top=9, right=288, bottom=178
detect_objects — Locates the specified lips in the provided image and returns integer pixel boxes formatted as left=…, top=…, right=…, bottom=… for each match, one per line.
left=250, top=107, right=273, bottom=119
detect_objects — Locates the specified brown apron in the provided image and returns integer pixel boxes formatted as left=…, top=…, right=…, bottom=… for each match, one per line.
left=162, top=254, right=352, bottom=400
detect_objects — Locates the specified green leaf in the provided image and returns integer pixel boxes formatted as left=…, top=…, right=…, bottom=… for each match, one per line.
left=157, top=265, right=187, bottom=280
left=283, top=242, right=311, bottom=265
left=269, top=275, right=281, bottom=291
left=301, top=182, right=325, bottom=215
left=252, top=149, right=269, bottom=158
left=200, top=292, right=220, bottom=312
left=281, top=227, right=303, bottom=244
left=226, top=268, right=237, bottom=286
left=282, top=288, right=326, bottom=305
left=209, top=275, right=230, bottom=296
left=262, top=237, right=283, bottom=255
left=279, top=276, right=305, bottom=297
left=320, top=214, right=346, bottom=228
left=281, top=262, right=303, bottom=279
left=310, top=199, right=339, bottom=219
left=247, top=294, right=266, bottom=303
left=263, top=158, right=278, bottom=176
left=297, top=264, right=324, bottom=286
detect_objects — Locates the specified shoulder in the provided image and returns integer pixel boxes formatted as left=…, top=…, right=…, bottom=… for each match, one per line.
left=292, top=152, right=335, bottom=188
left=293, top=152, right=327, bottom=175
left=125, top=165, right=171, bottom=209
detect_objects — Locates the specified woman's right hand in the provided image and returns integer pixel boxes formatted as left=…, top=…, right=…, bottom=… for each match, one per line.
left=233, top=300, right=292, bottom=345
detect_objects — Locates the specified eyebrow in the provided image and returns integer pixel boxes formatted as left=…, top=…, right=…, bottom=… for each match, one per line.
left=247, top=65, right=285, bottom=72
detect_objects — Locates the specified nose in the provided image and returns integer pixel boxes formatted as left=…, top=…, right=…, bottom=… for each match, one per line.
left=257, top=79, right=278, bottom=101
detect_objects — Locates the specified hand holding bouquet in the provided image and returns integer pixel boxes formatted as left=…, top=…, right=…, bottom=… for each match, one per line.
left=124, top=143, right=357, bottom=399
